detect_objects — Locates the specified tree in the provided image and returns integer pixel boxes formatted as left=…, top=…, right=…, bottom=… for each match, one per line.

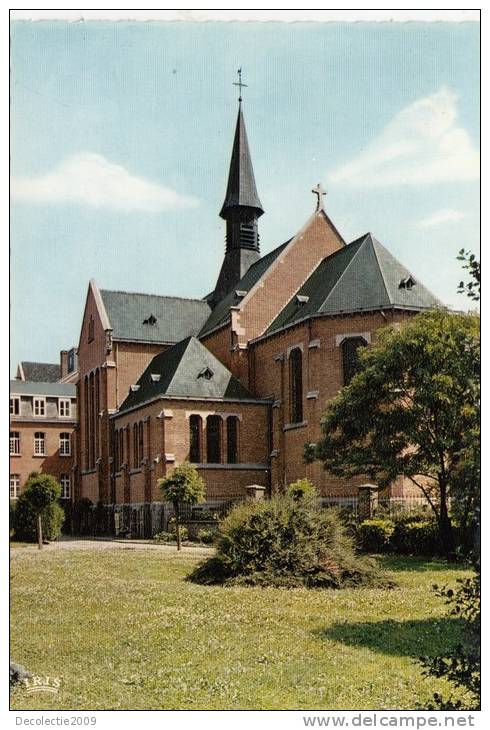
left=21, top=473, right=62, bottom=549
left=158, top=462, right=205, bottom=550
left=307, top=310, right=480, bottom=556
left=457, top=249, right=480, bottom=301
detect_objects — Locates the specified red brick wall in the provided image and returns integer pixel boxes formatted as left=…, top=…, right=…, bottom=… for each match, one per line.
left=112, top=398, right=270, bottom=503
left=250, top=309, right=419, bottom=496
left=9, top=421, right=75, bottom=496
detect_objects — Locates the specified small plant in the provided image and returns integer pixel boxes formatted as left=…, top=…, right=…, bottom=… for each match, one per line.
left=391, top=519, right=439, bottom=555
left=287, top=478, right=317, bottom=501
left=197, top=528, right=216, bottom=545
left=357, top=518, right=394, bottom=553
left=12, top=473, right=63, bottom=547
left=153, top=531, right=176, bottom=543
left=158, top=463, right=205, bottom=550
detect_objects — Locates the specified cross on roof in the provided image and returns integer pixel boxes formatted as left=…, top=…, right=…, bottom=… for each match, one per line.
left=312, top=183, right=327, bottom=211
left=233, top=67, right=248, bottom=103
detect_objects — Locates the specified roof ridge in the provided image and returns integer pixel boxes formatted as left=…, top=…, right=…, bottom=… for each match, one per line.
left=368, top=235, right=392, bottom=305
left=319, top=233, right=371, bottom=309
left=100, top=288, right=209, bottom=304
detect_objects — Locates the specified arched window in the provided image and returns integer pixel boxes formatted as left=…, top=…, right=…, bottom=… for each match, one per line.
left=289, top=348, right=303, bottom=423
left=133, top=424, right=139, bottom=468
left=206, top=415, right=222, bottom=464
left=84, top=376, right=89, bottom=469
left=189, top=415, right=202, bottom=463
left=342, top=337, right=368, bottom=386
left=226, top=416, right=239, bottom=464
left=114, top=429, right=120, bottom=472
left=138, top=421, right=144, bottom=463
left=119, top=429, right=124, bottom=468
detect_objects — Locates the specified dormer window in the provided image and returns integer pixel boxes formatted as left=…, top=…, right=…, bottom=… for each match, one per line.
left=143, top=314, right=157, bottom=325
left=197, top=367, right=214, bottom=381
left=296, top=294, right=309, bottom=306
left=150, top=373, right=161, bottom=383
left=130, top=384, right=140, bottom=393
left=235, top=290, right=247, bottom=298
left=399, top=276, right=416, bottom=290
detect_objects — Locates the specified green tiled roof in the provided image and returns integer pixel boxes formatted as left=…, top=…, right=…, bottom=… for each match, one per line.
left=100, top=290, right=210, bottom=344
left=10, top=380, right=76, bottom=397
left=199, top=240, right=290, bottom=337
left=266, top=233, right=444, bottom=334
left=117, top=336, right=262, bottom=414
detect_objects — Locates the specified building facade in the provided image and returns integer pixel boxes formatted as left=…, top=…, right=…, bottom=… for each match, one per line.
left=66, top=98, right=444, bottom=535
left=9, top=379, right=77, bottom=501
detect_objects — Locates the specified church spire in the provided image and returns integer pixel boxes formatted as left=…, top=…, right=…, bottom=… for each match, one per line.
left=211, top=74, right=264, bottom=307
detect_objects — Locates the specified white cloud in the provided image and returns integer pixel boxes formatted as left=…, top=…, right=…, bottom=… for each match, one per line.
left=11, top=152, right=198, bottom=212
left=330, top=88, right=479, bottom=187
left=418, top=208, right=467, bottom=228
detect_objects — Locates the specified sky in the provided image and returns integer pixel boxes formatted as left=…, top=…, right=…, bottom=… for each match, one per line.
left=10, top=20, right=480, bottom=372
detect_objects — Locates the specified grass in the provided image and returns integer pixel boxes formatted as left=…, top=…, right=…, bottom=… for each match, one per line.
left=10, top=544, right=472, bottom=710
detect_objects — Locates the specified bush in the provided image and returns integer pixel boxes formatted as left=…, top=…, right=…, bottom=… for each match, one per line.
left=197, top=528, right=216, bottom=545
left=391, top=519, right=440, bottom=555
left=12, top=496, right=65, bottom=542
left=190, top=508, right=219, bottom=522
left=358, top=519, right=394, bottom=552
left=154, top=525, right=189, bottom=543
left=188, top=494, right=393, bottom=589
left=287, top=478, right=316, bottom=501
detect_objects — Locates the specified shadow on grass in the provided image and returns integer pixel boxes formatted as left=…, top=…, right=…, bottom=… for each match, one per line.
left=377, top=556, right=471, bottom=573
left=317, top=617, right=462, bottom=657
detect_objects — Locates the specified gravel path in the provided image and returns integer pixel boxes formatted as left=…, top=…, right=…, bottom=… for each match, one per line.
left=10, top=536, right=214, bottom=556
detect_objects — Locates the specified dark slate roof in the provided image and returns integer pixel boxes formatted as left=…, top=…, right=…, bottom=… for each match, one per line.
left=10, top=380, right=76, bottom=397
left=220, top=105, right=264, bottom=218
left=100, top=290, right=211, bottom=344
left=199, top=239, right=290, bottom=337
left=20, top=362, right=60, bottom=382
left=117, top=336, right=261, bottom=414
left=266, top=233, right=444, bottom=334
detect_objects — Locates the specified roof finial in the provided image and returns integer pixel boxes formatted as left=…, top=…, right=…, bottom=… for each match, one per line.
left=233, top=67, right=248, bottom=103
left=312, top=182, right=327, bottom=211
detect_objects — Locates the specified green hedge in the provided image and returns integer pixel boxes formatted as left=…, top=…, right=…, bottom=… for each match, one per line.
left=357, top=519, right=394, bottom=552
left=391, top=520, right=440, bottom=555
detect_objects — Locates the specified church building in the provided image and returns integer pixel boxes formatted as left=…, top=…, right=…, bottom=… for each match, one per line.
left=75, top=94, right=442, bottom=534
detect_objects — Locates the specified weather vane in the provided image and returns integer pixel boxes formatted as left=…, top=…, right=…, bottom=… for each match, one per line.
left=233, top=67, right=248, bottom=103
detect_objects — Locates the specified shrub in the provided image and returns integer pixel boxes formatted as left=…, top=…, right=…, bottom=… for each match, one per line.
left=391, top=519, right=440, bottom=555
left=287, top=478, right=316, bottom=501
left=197, top=528, right=216, bottom=545
left=154, top=525, right=189, bottom=543
left=358, top=519, right=394, bottom=553
left=153, top=531, right=176, bottom=543
left=12, top=497, right=65, bottom=543
left=190, top=508, right=219, bottom=522
left=188, top=494, right=393, bottom=589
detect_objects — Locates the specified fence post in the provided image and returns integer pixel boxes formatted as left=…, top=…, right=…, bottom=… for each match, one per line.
left=358, top=484, right=378, bottom=520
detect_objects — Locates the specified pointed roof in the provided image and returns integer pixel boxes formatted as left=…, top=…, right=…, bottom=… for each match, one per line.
left=220, top=105, right=264, bottom=218
left=17, top=362, right=61, bottom=382
left=265, top=233, right=444, bottom=335
left=117, top=336, right=262, bottom=414
left=99, top=289, right=210, bottom=344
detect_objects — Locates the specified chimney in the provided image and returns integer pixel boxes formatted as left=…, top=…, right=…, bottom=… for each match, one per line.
left=60, top=350, right=69, bottom=380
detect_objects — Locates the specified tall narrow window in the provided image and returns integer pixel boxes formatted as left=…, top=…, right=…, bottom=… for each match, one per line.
left=34, top=432, right=45, bottom=456
left=189, top=415, right=202, bottom=463
left=10, top=431, right=20, bottom=456
left=289, top=348, right=303, bottom=423
left=120, top=429, right=124, bottom=468
left=88, top=315, right=95, bottom=343
left=133, top=424, right=139, bottom=468
left=84, top=376, right=89, bottom=469
left=10, top=397, right=20, bottom=416
left=342, top=337, right=367, bottom=386
left=226, top=416, right=239, bottom=464
left=206, top=415, right=222, bottom=464
left=60, top=474, right=71, bottom=500
left=33, top=397, right=46, bottom=417
left=10, top=474, right=20, bottom=500
left=138, top=421, right=144, bottom=463
left=89, top=372, right=95, bottom=468
left=59, top=432, right=71, bottom=456
left=114, top=429, right=120, bottom=472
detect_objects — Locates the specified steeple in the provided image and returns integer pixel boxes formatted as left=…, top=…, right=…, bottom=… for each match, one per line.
left=211, top=75, right=264, bottom=308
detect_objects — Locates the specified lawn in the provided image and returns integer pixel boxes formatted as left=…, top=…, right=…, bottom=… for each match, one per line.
left=10, top=543, right=472, bottom=711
